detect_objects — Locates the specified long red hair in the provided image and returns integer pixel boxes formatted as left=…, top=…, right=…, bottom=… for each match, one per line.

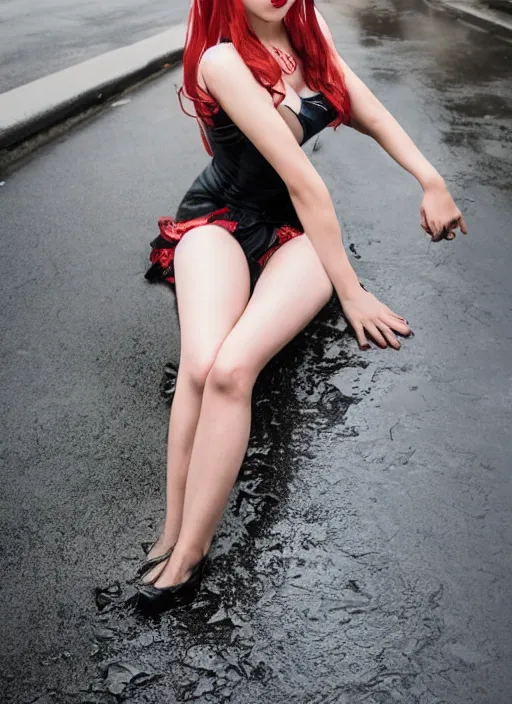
left=179, top=0, right=351, bottom=153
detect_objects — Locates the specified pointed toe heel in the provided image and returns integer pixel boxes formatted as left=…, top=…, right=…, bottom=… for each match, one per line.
left=134, top=555, right=208, bottom=616
left=127, top=543, right=174, bottom=585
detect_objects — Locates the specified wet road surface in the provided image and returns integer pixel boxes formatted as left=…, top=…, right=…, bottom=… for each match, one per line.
left=0, top=0, right=191, bottom=93
left=1, top=0, right=511, bottom=702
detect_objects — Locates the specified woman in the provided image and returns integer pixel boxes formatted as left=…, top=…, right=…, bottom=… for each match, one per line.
left=133, top=0, right=467, bottom=615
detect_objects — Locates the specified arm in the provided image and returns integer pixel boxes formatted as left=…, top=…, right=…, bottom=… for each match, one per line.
left=200, top=44, right=360, bottom=300
left=200, top=44, right=410, bottom=350
left=316, top=10, right=467, bottom=241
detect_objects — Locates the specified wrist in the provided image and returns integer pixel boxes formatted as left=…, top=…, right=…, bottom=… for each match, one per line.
left=420, top=170, right=445, bottom=192
left=334, top=268, right=362, bottom=302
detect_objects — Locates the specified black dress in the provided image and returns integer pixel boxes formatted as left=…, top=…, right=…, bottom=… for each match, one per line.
left=144, top=92, right=338, bottom=292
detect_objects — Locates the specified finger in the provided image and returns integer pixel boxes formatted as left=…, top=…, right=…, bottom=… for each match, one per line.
left=383, top=315, right=411, bottom=336
left=435, top=227, right=451, bottom=242
left=365, top=321, right=388, bottom=349
left=353, top=323, right=370, bottom=350
left=459, top=215, right=468, bottom=234
left=420, top=208, right=430, bottom=233
left=385, top=308, right=408, bottom=323
left=431, top=223, right=446, bottom=242
left=443, top=225, right=458, bottom=241
left=425, top=214, right=440, bottom=238
left=439, top=225, right=454, bottom=241
left=375, top=321, right=401, bottom=349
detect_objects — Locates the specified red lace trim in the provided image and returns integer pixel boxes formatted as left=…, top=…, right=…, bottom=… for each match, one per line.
left=257, top=225, right=303, bottom=268
left=158, top=207, right=237, bottom=243
left=149, top=217, right=303, bottom=284
left=149, top=208, right=238, bottom=283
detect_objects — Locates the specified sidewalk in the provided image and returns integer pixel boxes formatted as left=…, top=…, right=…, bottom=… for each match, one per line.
left=0, top=24, right=185, bottom=160
left=0, top=0, right=191, bottom=94
left=424, top=0, right=512, bottom=37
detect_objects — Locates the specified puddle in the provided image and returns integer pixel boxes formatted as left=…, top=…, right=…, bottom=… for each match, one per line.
left=84, top=294, right=375, bottom=702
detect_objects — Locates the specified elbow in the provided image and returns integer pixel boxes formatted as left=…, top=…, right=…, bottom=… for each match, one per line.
left=358, top=110, right=389, bottom=139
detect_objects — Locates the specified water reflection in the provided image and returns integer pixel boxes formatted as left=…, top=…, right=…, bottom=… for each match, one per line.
left=346, top=0, right=418, bottom=44
left=79, top=2, right=512, bottom=699
left=337, top=0, right=512, bottom=189
left=89, top=294, right=369, bottom=701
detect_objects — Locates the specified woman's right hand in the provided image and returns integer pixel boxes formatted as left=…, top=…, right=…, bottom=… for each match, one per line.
left=339, top=286, right=412, bottom=350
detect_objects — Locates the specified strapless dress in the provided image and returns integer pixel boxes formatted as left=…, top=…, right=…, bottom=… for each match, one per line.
left=144, top=91, right=338, bottom=291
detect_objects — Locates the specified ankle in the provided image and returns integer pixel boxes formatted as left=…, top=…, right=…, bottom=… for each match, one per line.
left=147, top=531, right=176, bottom=558
left=172, top=542, right=208, bottom=569
left=158, top=523, right=180, bottom=544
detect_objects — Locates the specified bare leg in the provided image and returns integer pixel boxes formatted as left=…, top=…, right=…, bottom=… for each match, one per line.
left=143, top=224, right=250, bottom=579
left=154, top=234, right=334, bottom=587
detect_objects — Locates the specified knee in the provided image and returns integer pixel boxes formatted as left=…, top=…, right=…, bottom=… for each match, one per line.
left=207, top=353, right=256, bottom=400
left=181, top=354, right=217, bottom=392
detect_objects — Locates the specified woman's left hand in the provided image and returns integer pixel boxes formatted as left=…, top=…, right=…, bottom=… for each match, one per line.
left=420, top=182, right=468, bottom=242
left=340, top=287, right=412, bottom=350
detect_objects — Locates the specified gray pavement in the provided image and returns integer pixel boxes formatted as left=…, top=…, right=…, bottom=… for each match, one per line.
left=1, top=0, right=511, bottom=702
left=0, top=25, right=185, bottom=152
left=426, top=0, right=512, bottom=37
left=0, top=0, right=191, bottom=93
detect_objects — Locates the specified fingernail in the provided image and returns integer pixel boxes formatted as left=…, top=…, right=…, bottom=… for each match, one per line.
left=361, top=344, right=371, bottom=350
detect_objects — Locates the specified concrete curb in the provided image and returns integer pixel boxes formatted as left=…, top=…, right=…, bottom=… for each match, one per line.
left=0, top=24, right=186, bottom=152
left=423, top=0, right=512, bottom=39
left=1, top=2, right=509, bottom=156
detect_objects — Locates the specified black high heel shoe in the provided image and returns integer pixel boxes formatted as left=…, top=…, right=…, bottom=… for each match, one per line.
left=127, top=541, right=174, bottom=585
left=133, top=554, right=208, bottom=616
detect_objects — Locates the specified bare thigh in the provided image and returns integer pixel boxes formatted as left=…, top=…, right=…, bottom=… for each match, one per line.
left=211, top=233, right=334, bottom=378
left=173, top=224, right=251, bottom=378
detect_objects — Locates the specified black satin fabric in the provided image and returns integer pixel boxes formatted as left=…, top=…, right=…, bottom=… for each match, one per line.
left=145, top=93, right=338, bottom=290
left=176, top=94, right=337, bottom=228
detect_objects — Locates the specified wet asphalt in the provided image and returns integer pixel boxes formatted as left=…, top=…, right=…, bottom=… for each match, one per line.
left=0, top=0, right=191, bottom=93
left=1, top=0, right=511, bottom=702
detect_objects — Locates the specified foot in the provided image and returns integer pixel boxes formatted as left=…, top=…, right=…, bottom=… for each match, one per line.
left=134, top=532, right=177, bottom=586
left=133, top=550, right=209, bottom=615
left=153, top=546, right=205, bottom=590
left=138, top=554, right=171, bottom=586
left=145, top=533, right=176, bottom=562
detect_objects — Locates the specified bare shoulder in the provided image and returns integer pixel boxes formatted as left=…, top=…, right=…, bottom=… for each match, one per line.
left=199, top=42, right=271, bottom=104
left=200, top=42, right=246, bottom=77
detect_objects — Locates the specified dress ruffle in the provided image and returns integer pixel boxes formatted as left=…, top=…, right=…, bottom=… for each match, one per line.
left=144, top=207, right=303, bottom=286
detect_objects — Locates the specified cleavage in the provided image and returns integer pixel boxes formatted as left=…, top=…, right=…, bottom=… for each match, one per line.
left=277, top=83, right=319, bottom=145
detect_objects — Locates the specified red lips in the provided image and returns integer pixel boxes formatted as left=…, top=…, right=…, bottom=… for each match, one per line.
left=271, top=0, right=287, bottom=8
